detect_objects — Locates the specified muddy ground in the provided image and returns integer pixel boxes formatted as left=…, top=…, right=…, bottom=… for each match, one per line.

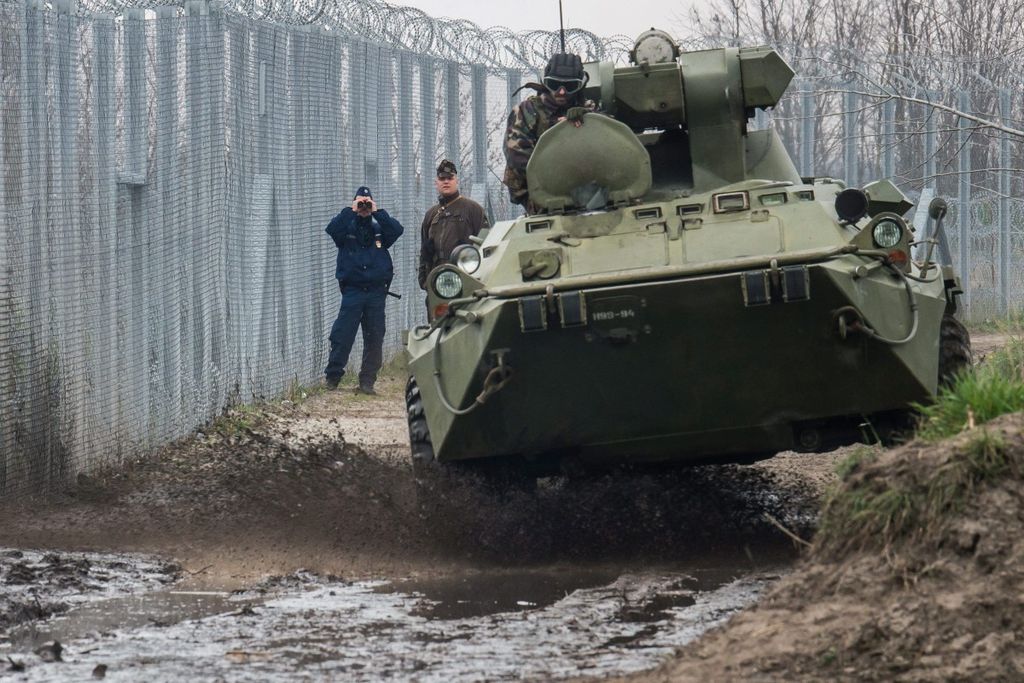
left=625, top=411, right=1024, bottom=683
left=0, top=330, right=1011, bottom=680
left=0, top=371, right=844, bottom=680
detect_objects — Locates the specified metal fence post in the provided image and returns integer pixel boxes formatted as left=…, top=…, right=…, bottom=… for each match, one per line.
left=843, top=85, right=858, bottom=187
left=882, top=98, right=895, bottom=179
left=397, top=51, right=416, bottom=331
left=444, top=61, right=460, bottom=165
left=55, top=0, right=83, bottom=471
left=999, top=89, right=1011, bottom=313
left=506, top=68, right=521, bottom=111
left=419, top=55, right=436, bottom=198
left=800, top=79, right=814, bottom=177
left=122, top=7, right=150, bottom=444
left=958, top=90, right=972, bottom=311
left=924, top=91, right=936, bottom=188
left=90, top=12, right=119, bottom=471
left=472, top=64, right=487, bottom=186
left=156, top=5, right=181, bottom=426
left=123, top=9, right=146, bottom=184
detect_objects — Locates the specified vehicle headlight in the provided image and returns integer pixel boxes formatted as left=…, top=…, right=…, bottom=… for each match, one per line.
left=872, top=220, right=902, bottom=249
left=433, top=269, right=463, bottom=299
left=452, top=245, right=481, bottom=274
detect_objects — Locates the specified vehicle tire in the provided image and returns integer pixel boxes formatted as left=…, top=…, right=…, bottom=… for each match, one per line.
left=406, top=375, right=534, bottom=498
left=938, top=314, right=972, bottom=387
left=406, top=375, right=437, bottom=479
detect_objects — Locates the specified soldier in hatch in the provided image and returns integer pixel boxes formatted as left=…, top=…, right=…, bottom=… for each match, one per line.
left=502, top=53, right=597, bottom=211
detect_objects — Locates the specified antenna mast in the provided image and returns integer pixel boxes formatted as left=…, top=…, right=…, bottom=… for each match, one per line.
left=558, top=0, right=566, bottom=52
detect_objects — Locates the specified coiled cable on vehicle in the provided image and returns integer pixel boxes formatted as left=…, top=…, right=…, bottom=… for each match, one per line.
left=431, top=323, right=513, bottom=415
left=835, top=258, right=919, bottom=346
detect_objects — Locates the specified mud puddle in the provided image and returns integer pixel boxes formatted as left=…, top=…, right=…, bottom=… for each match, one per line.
left=377, top=567, right=623, bottom=619
left=1, top=554, right=786, bottom=681
left=6, top=589, right=258, bottom=653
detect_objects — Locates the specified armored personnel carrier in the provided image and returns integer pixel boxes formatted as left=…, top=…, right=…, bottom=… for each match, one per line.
left=405, top=29, right=971, bottom=479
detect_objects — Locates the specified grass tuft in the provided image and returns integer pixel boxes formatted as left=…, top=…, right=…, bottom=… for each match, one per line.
left=967, top=310, right=1024, bottom=334
left=816, top=430, right=1014, bottom=556
left=834, top=445, right=880, bottom=479
left=814, top=332, right=1024, bottom=559
left=916, top=337, right=1024, bottom=441
left=209, top=404, right=264, bottom=439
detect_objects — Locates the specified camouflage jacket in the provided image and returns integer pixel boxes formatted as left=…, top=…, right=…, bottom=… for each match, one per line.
left=418, top=192, right=489, bottom=289
left=502, top=92, right=597, bottom=207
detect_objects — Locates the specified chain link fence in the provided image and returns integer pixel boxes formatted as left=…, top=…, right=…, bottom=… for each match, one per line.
left=3, top=0, right=1023, bottom=499
left=1, top=0, right=591, bottom=498
left=753, top=51, right=1024, bottom=320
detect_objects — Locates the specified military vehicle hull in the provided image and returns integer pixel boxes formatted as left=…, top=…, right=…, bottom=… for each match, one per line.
left=404, top=36, right=970, bottom=478
left=406, top=251, right=949, bottom=473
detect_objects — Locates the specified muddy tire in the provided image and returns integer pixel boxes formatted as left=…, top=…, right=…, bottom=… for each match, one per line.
left=406, top=376, right=534, bottom=498
left=406, top=375, right=437, bottom=479
left=938, top=315, right=972, bottom=387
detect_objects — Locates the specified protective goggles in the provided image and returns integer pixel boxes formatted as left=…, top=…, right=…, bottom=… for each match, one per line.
left=543, top=77, right=586, bottom=95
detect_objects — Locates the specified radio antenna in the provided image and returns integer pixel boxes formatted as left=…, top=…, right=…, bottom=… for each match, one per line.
left=558, top=0, right=566, bottom=52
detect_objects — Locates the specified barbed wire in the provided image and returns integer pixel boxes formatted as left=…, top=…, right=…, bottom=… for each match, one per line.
left=59, top=0, right=641, bottom=68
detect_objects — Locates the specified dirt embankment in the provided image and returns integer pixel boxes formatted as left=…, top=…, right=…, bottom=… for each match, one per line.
left=627, top=412, right=1024, bottom=682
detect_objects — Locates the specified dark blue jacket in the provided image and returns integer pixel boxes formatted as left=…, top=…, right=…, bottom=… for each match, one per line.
left=326, top=208, right=404, bottom=287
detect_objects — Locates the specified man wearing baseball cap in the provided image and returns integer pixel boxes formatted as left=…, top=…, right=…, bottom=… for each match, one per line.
left=418, top=159, right=488, bottom=295
left=323, top=186, right=404, bottom=394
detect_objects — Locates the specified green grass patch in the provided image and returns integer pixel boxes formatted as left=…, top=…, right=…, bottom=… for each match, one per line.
left=834, top=445, right=881, bottom=479
left=210, top=375, right=328, bottom=437
left=815, top=336, right=1024, bottom=557
left=817, top=429, right=1016, bottom=554
left=967, top=310, right=1024, bottom=334
left=332, top=351, right=408, bottom=388
left=380, top=350, right=408, bottom=379
left=916, top=338, right=1024, bottom=441
left=284, top=376, right=326, bottom=402
left=209, top=403, right=265, bottom=439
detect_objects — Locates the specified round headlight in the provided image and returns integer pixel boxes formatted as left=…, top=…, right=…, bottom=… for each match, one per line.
left=452, top=245, right=481, bottom=274
left=433, top=269, right=463, bottom=299
left=872, top=220, right=903, bottom=248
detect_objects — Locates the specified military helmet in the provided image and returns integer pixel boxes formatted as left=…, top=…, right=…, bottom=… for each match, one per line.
left=543, top=53, right=587, bottom=95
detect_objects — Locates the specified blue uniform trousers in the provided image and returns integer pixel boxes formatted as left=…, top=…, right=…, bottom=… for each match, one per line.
left=325, top=284, right=387, bottom=387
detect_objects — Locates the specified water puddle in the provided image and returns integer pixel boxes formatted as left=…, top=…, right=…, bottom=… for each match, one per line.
left=1, top=553, right=789, bottom=681
left=6, top=590, right=257, bottom=652
left=377, top=567, right=621, bottom=619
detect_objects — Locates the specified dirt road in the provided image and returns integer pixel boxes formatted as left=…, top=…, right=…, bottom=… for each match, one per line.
left=0, top=375, right=846, bottom=680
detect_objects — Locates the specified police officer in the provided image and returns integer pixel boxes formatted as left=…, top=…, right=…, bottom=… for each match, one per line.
left=502, top=53, right=596, bottom=211
left=324, top=186, right=404, bottom=394
left=418, top=159, right=489, bottom=292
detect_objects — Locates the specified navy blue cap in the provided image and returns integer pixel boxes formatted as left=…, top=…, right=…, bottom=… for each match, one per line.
left=354, top=186, right=373, bottom=200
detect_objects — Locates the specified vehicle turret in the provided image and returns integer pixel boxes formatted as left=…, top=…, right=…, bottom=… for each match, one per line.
left=527, top=31, right=799, bottom=213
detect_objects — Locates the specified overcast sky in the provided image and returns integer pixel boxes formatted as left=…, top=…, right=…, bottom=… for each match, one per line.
left=393, top=0, right=704, bottom=41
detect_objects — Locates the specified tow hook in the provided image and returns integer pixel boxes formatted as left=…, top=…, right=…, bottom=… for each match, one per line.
left=834, top=306, right=865, bottom=340
left=476, top=349, right=513, bottom=404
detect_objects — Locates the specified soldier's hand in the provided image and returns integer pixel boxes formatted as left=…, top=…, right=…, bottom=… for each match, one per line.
left=566, top=107, right=588, bottom=126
